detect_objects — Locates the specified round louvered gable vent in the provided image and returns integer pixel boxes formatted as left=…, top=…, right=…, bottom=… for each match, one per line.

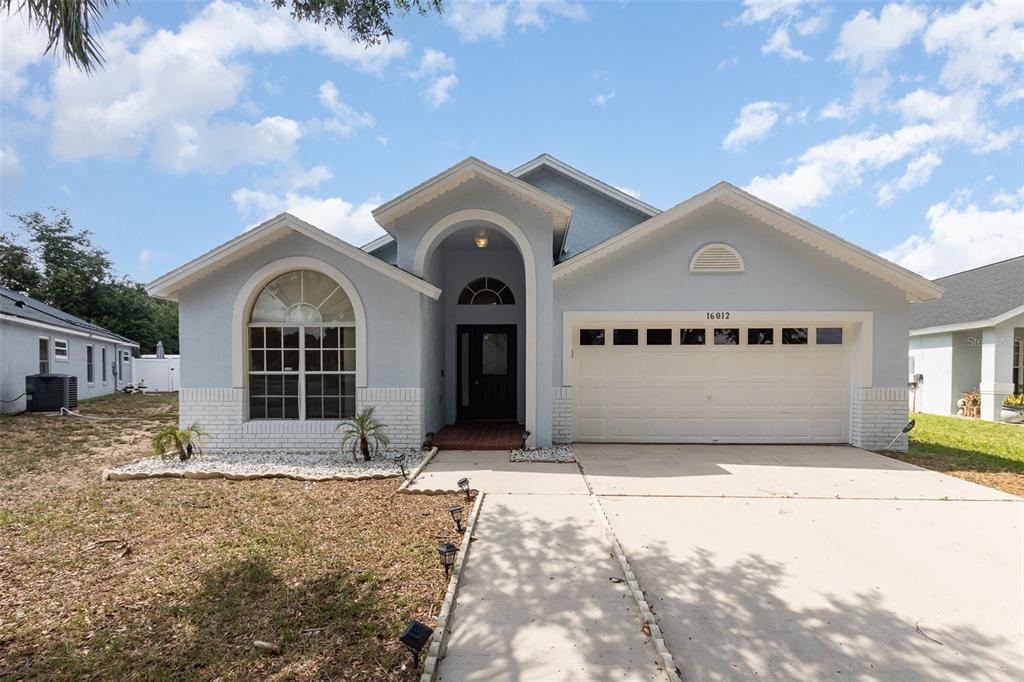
left=689, top=243, right=745, bottom=273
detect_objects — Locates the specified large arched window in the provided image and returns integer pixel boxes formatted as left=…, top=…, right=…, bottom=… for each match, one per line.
left=458, top=277, right=515, bottom=305
left=247, top=269, right=356, bottom=420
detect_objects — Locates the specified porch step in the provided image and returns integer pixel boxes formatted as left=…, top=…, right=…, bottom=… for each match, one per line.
left=433, top=422, right=525, bottom=451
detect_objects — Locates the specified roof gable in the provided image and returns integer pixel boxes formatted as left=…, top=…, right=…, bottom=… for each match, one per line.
left=372, top=157, right=574, bottom=238
left=552, top=181, right=943, bottom=303
left=510, top=154, right=660, bottom=218
left=910, top=256, right=1024, bottom=332
left=147, top=214, right=441, bottom=301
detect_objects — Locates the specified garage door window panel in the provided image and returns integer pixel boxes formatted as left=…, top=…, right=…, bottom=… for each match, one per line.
left=579, top=329, right=606, bottom=346
left=613, top=329, right=639, bottom=346
left=747, top=328, right=774, bottom=345
left=816, top=327, right=843, bottom=345
left=646, top=328, right=672, bottom=345
left=681, top=328, right=706, bottom=345
left=714, top=328, right=740, bottom=345
left=782, top=328, right=809, bottom=345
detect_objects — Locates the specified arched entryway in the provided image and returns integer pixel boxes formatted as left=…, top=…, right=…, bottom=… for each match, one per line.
left=415, top=209, right=536, bottom=446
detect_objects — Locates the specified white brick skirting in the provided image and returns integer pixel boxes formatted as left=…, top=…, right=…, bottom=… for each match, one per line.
left=552, top=386, right=573, bottom=443
left=179, top=386, right=423, bottom=451
left=850, top=387, right=910, bottom=452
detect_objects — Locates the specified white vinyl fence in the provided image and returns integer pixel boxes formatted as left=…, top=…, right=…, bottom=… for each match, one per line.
left=131, top=355, right=180, bottom=392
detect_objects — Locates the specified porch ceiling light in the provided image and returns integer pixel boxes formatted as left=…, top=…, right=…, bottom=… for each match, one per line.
left=457, top=477, right=471, bottom=501
left=447, top=504, right=464, bottom=533
left=437, top=542, right=458, bottom=579
left=474, top=231, right=488, bottom=248
left=399, top=619, right=434, bottom=669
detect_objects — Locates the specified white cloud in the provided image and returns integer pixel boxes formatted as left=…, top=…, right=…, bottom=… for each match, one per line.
left=592, top=90, right=615, bottom=106
left=723, top=101, right=786, bottom=151
left=424, top=74, right=458, bottom=109
left=443, top=0, right=510, bottom=42
left=232, top=188, right=385, bottom=245
left=411, top=48, right=456, bottom=77
left=882, top=193, right=1024, bottom=278
left=717, top=56, right=740, bottom=70
left=924, top=0, right=1024, bottom=91
left=443, top=0, right=585, bottom=42
left=833, top=4, right=927, bottom=72
left=762, top=27, right=810, bottom=61
left=0, top=13, right=49, bottom=101
left=0, top=147, right=22, bottom=193
left=317, top=80, right=375, bottom=136
left=818, top=100, right=850, bottom=120
left=876, top=152, right=942, bottom=206
left=275, top=164, right=333, bottom=191
left=992, top=187, right=1024, bottom=209
left=46, top=1, right=406, bottom=169
left=137, top=248, right=166, bottom=270
left=150, top=116, right=303, bottom=173
left=375, top=135, right=389, bottom=146
left=795, top=12, right=829, bottom=36
left=849, top=70, right=892, bottom=112
left=614, top=186, right=640, bottom=199
left=748, top=88, right=1016, bottom=211
left=785, top=108, right=809, bottom=124
left=515, top=0, right=587, bottom=28
left=737, top=0, right=806, bottom=25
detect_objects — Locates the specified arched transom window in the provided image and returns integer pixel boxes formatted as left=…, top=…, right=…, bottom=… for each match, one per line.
left=458, top=277, right=515, bottom=305
left=248, top=269, right=356, bottom=420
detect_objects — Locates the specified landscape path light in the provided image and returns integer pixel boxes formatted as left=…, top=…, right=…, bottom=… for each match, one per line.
left=398, top=619, right=433, bottom=669
left=448, top=504, right=463, bottom=533
left=457, top=477, right=471, bottom=501
left=437, top=542, right=457, bottom=579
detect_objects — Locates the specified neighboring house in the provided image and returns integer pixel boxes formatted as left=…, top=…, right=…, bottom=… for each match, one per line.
left=148, top=155, right=941, bottom=452
left=0, top=286, right=138, bottom=414
left=908, top=256, right=1023, bottom=421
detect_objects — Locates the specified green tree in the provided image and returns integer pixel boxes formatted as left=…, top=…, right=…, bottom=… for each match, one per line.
left=0, top=209, right=178, bottom=354
left=3, top=0, right=443, bottom=72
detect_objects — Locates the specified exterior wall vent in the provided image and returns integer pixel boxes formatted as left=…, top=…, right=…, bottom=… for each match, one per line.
left=689, top=243, right=745, bottom=273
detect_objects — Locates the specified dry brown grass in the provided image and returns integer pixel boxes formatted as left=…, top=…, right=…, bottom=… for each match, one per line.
left=0, top=393, right=468, bottom=680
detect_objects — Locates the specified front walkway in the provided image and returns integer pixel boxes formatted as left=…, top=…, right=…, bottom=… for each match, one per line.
left=412, top=451, right=668, bottom=681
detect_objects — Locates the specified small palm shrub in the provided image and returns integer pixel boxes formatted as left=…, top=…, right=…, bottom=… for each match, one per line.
left=1004, top=394, right=1024, bottom=409
left=337, top=407, right=390, bottom=462
left=152, top=423, right=207, bottom=461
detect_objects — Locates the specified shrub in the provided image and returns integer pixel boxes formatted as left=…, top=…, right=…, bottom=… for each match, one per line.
left=337, top=407, right=390, bottom=462
left=152, top=423, right=207, bottom=461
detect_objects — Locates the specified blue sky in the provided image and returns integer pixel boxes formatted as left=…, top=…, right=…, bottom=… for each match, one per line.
left=1, top=0, right=1021, bottom=282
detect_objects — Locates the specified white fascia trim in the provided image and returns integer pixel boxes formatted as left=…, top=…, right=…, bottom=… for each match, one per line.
left=910, top=304, right=1024, bottom=336
left=371, top=156, right=574, bottom=233
left=552, top=182, right=944, bottom=304
left=231, top=256, right=368, bottom=388
left=361, top=234, right=394, bottom=252
left=509, top=153, right=661, bottom=217
left=147, top=213, right=440, bottom=301
left=0, top=313, right=140, bottom=347
left=560, top=310, right=874, bottom=388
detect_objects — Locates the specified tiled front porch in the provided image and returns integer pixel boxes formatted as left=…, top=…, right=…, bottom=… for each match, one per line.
left=432, top=422, right=526, bottom=450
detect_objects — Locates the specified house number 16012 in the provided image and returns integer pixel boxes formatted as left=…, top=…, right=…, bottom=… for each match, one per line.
left=706, top=312, right=731, bottom=320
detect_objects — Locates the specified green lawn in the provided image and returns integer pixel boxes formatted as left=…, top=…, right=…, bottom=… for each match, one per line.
left=886, top=412, right=1024, bottom=496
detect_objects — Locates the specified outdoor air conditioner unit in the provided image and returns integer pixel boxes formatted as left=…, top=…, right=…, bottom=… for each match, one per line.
left=25, top=374, right=78, bottom=412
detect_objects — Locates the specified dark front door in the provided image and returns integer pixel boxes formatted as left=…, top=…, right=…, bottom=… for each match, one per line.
left=457, top=325, right=517, bottom=421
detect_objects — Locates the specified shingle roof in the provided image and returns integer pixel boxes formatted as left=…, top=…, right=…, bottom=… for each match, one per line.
left=0, top=286, right=137, bottom=345
left=909, top=256, right=1024, bottom=330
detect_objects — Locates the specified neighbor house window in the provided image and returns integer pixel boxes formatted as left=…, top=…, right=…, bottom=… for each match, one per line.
left=579, top=329, right=605, bottom=346
left=248, top=269, right=357, bottom=420
left=747, top=328, right=773, bottom=345
left=680, top=328, right=706, bottom=345
left=613, top=329, right=639, bottom=345
left=458, top=277, right=515, bottom=305
left=101, top=347, right=108, bottom=381
left=39, top=338, right=49, bottom=373
left=816, top=327, right=843, bottom=345
left=646, top=329, right=672, bottom=345
left=714, top=328, right=740, bottom=345
left=782, top=328, right=808, bottom=345
left=54, top=339, right=69, bottom=360
left=86, top=345, right=94, bottom=383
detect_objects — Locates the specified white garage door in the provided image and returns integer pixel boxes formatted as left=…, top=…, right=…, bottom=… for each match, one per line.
left=573, top=324, right=851, bottom=443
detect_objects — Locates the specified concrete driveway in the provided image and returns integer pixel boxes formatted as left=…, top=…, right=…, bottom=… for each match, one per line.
left=576, top=444, right=1023, bottom=681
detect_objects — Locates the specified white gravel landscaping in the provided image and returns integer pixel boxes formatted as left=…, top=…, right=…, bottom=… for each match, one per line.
left=103, top=448, right=428, bottom=482
left=509, top=444, right=576, bottom=463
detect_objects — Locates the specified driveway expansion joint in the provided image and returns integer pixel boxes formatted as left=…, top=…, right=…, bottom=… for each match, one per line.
left=590, top=494, right=682, bottom=682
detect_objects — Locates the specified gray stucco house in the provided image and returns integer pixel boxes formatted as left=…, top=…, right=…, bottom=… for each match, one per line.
left=0, top=286, right=137, bottom=414
left=148, top=155, right=942, bottom=452
left=909, top=256, right=1023, bottom=421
